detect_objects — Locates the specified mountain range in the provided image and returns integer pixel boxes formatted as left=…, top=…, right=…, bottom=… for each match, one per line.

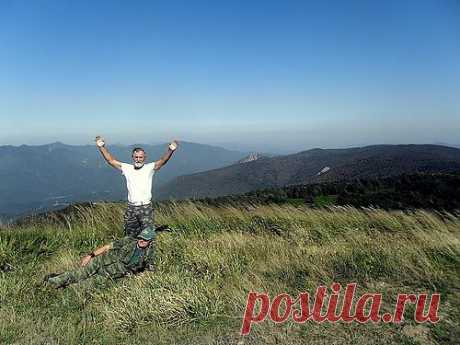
left=157, top=144, right=460, bottom=200
left=0, top=141, right=248, bottom=220
left=3, top=142, right=460, bottom=222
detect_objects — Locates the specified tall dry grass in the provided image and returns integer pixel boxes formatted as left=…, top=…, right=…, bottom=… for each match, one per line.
left=0, top=202, right=459, bottom=344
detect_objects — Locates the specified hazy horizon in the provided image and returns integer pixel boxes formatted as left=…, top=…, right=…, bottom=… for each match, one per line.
left=1, top=1, right=459, bottom=153
left=1, top=137, right=459, bottom=156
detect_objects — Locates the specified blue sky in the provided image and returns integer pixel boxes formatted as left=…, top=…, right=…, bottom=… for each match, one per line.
left=1, top=0, right=459, bottom=153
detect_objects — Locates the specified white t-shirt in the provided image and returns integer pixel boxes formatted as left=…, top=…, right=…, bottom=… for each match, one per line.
left=120, top=162, right=156, bottom=204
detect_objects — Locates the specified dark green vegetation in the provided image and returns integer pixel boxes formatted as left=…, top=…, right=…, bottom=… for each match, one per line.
left=1, top=202, right=459, bottom=344
left=199, top=173, right=460, bottom=211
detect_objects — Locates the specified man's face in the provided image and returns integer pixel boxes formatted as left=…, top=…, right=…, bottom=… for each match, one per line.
left=137, top=239, right=151, bottom=248
left=132, top=150, right=145, bottom=169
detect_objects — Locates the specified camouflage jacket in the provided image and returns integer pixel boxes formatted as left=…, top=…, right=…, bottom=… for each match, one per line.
left=110, top=236, right=153, bottom=272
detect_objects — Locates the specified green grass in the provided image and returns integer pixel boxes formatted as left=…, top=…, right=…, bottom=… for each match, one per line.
left=313, top=194, right=338, bottom=207
left=0, top=202, right=459, bottom=344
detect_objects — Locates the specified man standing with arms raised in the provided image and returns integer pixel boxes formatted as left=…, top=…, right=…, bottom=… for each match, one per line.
left=95, top=136, right=178, bottom=270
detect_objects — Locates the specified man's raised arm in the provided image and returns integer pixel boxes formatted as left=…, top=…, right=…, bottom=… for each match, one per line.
left=95, top=136, right=122, bottom=170
left=154, top=140, right=179, bottom=171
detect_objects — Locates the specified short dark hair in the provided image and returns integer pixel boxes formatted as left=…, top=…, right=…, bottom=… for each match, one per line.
left=132, top=147, right=145, bottom=155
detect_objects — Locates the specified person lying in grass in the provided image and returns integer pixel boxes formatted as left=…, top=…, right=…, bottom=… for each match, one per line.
left=45, top=225, right=170, bottom=288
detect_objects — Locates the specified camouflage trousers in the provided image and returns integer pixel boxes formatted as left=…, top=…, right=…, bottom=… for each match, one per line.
left=46, top=254, right=129, bottom=288
left=123, top=203, right=154, bottom=238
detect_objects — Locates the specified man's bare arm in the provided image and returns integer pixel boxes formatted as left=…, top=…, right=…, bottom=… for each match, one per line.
left=95, top=136, right=122, bottom=170
left=80, top=243, right=113, bottom=267
left=154, top=140, right=178, bottom=171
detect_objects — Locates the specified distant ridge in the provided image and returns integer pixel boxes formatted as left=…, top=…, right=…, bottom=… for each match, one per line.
left=0, top=141, right=248, bottom=219
left=157, top=144, right=460, bottom=200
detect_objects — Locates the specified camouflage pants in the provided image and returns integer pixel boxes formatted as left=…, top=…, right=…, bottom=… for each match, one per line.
left=123, top=203, right=154, bottom=238
left=123, top=203, right=156, bottom=270
left=46, top=254, right=129, bottom=288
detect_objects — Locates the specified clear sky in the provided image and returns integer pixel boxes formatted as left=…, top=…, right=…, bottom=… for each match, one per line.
left=1, top=0, right=459, bottom=153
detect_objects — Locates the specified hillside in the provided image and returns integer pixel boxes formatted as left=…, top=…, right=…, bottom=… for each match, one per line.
left=1, top=202, right=459, bottom=344
left=0, top=141, right=247, bottom=219
left=157, top=144, right=460, bottom=200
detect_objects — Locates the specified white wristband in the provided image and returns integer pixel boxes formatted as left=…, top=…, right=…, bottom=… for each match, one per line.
left=169, top=143, right=177, bottom=151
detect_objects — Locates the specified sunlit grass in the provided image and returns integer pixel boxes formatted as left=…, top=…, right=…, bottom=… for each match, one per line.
left=0, top=202, right=459, bottom=344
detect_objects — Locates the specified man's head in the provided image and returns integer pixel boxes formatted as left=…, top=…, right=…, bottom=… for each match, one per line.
left=137, top=226, right=155, bottom=248
left=132, top=147, right=146, bottom=169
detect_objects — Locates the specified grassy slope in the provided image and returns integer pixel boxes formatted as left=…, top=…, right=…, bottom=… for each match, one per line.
left=0, top=202, right=459, bottom=345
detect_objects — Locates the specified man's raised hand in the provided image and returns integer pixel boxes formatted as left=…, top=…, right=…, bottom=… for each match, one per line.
left=95, top=136, right=105, bottom=148
left=169, top=140, right=179, bottom=151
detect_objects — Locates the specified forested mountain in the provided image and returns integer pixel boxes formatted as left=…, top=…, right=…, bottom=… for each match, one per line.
left=0, top=141, right=247, bottom=220
left=158, top=144, right=460, bottom=200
